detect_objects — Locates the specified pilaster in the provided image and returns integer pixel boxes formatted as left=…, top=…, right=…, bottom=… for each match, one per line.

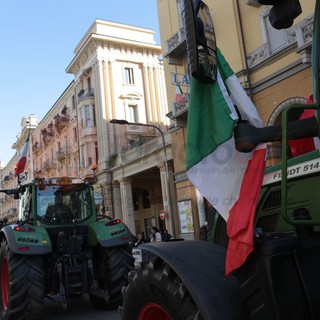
left=118, top=177, right=136, bottom=235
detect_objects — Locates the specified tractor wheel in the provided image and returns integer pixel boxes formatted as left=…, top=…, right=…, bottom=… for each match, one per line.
left=120, top=256, right=202, bottom=320
left=0, top=239, right=45, bottom=320
left=90, top=244, right=134, bottom=310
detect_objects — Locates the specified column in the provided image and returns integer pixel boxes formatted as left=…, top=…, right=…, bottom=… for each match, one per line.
left=196, top=189, right=206, bottom=227
left=93, top=59, right=109, bottom=170
left=119, top=177, right=136, bottom=235
left=158, top=161, right=177, bottom=237
left=112, top=181, right=122, bottom=220
left=143, top=64, right=152, bottom=122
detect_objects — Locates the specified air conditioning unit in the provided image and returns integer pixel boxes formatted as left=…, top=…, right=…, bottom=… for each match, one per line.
left=245, top=0, right=261, bottom=7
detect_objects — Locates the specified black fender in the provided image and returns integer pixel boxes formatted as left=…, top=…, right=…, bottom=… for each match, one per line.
left=0, top=225, right=52, bottom=255
left=139, top=240, right=248, bottom=320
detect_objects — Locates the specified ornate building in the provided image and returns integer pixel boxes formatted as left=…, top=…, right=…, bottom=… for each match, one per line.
left=156, top=0, right=315, bottom=239
left=2, top=20, right=176, bottom=238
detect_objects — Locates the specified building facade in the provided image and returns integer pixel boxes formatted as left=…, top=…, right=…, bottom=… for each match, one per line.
left=156, top=0, right=315, bottom=239
left=2, top=2, right=315, bottom=240
left=1, top=20, right=176, bottom=239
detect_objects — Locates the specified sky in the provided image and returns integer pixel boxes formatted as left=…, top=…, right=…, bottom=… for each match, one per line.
left=0, top=0, right=160, bottom=165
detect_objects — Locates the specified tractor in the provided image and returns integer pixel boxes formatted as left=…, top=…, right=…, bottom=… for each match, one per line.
left=119, top=0, right=320, bottom=319
left=0, top=175, right=134, bottom=319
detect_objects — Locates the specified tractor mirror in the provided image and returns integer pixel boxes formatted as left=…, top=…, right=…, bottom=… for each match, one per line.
left=184, top=0, right=217, bottom=83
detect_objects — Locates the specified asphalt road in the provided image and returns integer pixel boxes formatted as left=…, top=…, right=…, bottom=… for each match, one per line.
left=43, top=295, right=121, bottom=320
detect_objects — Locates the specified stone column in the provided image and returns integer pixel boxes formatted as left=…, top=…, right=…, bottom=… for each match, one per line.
left=119, top=177, right=136, bottom=235
left=158, top=161, right=177, bottom=237
left=143, top=64, right=152, bottom=121
left=112, top=181, right=122, bottom=220
left=93, top=59, right=109, bottom=171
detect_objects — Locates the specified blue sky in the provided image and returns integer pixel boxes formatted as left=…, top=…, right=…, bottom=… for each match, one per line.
left=0, top=0, right=160, bottom=164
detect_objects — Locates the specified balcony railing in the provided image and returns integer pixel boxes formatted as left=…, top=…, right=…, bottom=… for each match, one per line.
left=43, top=159, right=56, bottom=172
left=56, top=146, right=71, bottom=161
left=80, top=126, right=97, bottom=138
left=32, top=142, right=42, bottom=156
left=54, top=115, right=70, bottom=134
left=42, top=131, right=55, bottom=147
left=164, top=27, right=186, bottom=64
left=77, top=88, right=94, bottom=102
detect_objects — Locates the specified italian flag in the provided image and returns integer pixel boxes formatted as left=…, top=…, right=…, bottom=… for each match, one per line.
left=15, top=135, right=30, bottom=177
left=175, top=83, right=186, bottom=105
left=186, top=49, right=266, bottom=275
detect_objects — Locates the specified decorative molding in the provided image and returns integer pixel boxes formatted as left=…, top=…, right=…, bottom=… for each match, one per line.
left=247, top=15, right=313, bottom=69
left=174, top=171, right=188, bottom=183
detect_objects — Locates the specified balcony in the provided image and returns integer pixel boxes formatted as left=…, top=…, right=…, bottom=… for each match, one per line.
left=56, top=146, right=71, bottom=162
left=54, top=114, right=70, bottom=134
left=43, top=159, right=56, bottom=172
left=167, top=91, right=190, bottom=132
left=172, top=92, right=189, bottom=119
left=72, top=143, right=79, bottom=154
left=41, top=129, right=55, bottom=147
left=77, top=88, right=95, bottom=103
left=32, top=142, right=42, bottom=156
left=164, top=27, right=186, bottom=65
left=80, top=126, right=97, bottom=138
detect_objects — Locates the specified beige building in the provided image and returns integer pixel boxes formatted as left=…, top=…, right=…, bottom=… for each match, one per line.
left=1, top=20, right=176, bottom=238
left=156, top=0, right=315, bottom=238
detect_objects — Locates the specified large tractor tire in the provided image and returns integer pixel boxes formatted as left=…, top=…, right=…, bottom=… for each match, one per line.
left=120, top=256, right=202, bottom=320
left=120, top=241, right=248, bottom=320
left=90, top=244, right=134, bottom=310
left=0, top=239, right=45, bottom=320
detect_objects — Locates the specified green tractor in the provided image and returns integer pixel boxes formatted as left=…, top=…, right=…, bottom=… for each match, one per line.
left=119, top=0, right=320, bottom=319
left=0, top=175, right=134, bottom=319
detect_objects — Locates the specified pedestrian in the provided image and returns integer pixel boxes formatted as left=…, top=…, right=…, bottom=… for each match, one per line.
left=134, top=232, right=145, bottom=247
left=150, top=226, right=162, bottom=242
left=161, top=229, right=172, bottom=241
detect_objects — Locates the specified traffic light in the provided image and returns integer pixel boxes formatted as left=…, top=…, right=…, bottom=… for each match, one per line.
left=257, top=0, right=302, bottom=29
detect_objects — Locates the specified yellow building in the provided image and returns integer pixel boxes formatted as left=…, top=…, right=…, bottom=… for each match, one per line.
left=157, top=0, right=315, bottom=239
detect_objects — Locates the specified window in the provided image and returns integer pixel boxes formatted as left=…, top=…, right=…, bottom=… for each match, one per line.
left=87, top=77, right=91, bottom=91
left=81, top=144, right=85, bottom=168
left=261, top=7, right=288, bottom=54
left=177, top=0, right=185, bottom=28
left=124, top=67, right=134, bottom=85
left=87, top=143, right=92, bottom=166
left=74, top=158, right=78, bottom=171
left=72, top=95, right=75, bottom=110
left=95, top=142, right=98, bottom=164
left=127, top=104, right=139, bottom=123
left=73, top=128, right=77, bottom=142
left=84, top=105, right=92, bottom=127
left=92, top=105, right=96, bottom=126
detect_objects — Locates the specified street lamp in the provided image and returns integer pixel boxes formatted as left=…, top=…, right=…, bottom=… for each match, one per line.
left=110, top=119, right=176, bottom=238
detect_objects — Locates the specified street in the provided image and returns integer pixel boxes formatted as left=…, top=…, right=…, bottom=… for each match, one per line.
left=43, top=295, right=121, bottom=320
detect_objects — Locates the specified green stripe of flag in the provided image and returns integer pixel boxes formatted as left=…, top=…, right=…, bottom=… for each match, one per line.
left=186, top=49, right=238, bottom=170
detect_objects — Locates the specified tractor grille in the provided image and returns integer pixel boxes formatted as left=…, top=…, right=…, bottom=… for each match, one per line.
left=256, top=213, right=279, bottom=233
left=262, top=189, right=281, bottom=210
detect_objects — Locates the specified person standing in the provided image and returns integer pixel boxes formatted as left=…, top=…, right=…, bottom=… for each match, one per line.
left=134, top=232, right=146, bottom=247
left=150, top=226, right=162, bottom=242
